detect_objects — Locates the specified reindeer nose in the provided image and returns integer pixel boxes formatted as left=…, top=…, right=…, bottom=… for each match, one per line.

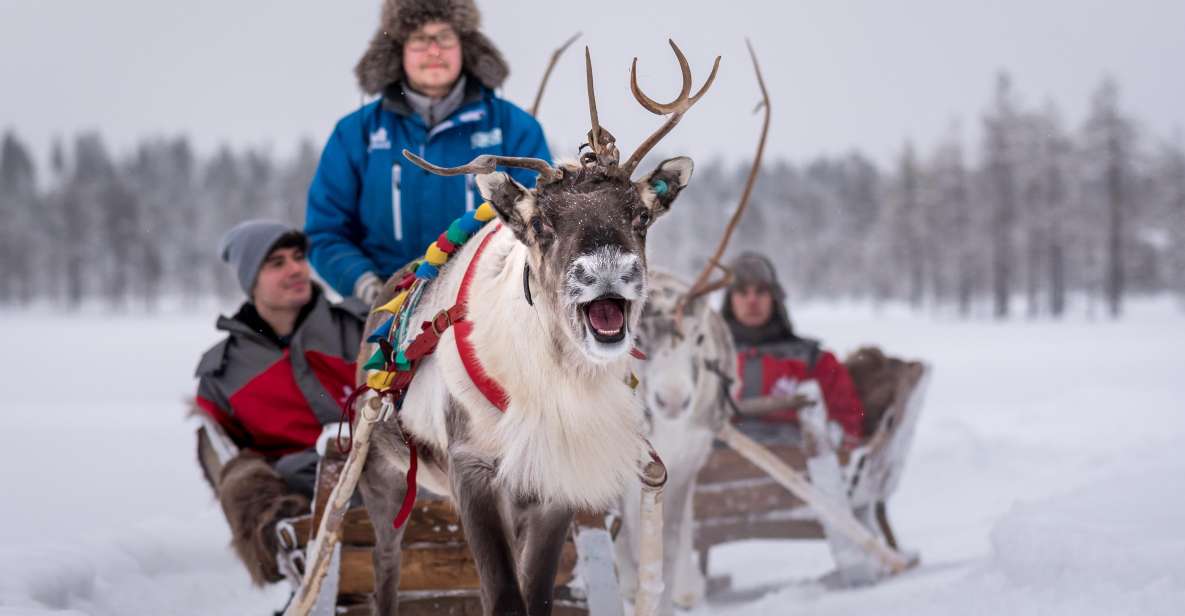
left=653, top=390, right=692, bottom=414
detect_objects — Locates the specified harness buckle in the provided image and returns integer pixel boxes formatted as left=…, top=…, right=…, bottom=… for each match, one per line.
left=430, top=309, right=454, bottom=337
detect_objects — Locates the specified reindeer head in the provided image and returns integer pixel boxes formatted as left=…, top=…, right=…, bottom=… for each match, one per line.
left=404, top=41, right=719, bottom=364
left=637, top=271, right=735, bottom=424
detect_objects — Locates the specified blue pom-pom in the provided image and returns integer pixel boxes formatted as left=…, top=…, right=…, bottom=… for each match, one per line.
left=457, top=213, right=484, bottom=235
left=367, top=317, right=394, bottom=342
left=415, top=262, right=440, bottom=280
left=652, top=179, right=669, bottom=196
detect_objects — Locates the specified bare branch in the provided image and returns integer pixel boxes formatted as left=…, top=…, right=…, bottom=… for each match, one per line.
left=674, top=38, right=770, bottom=330
left=530, top=32, right=581, bottom=117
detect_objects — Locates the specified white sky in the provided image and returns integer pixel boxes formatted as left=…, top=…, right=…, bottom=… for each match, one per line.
left=2, top=0, right=1183, bottom=171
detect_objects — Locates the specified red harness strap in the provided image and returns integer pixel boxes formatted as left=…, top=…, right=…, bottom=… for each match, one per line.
left=381, top=225, right=507, bottom=529
left=398, top=224, right=510, bottom=411
left=454, top=226, right=511, bottom=411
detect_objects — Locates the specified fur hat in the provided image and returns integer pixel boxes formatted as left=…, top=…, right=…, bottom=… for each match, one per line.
left=355, top=0, right=510, bottom=95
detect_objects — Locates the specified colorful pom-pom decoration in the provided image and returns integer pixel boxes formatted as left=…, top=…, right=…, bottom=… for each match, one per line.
left=474, top=201, right=497, bottom=222
left=415, top=262, right=439, bottom=280
left=425, top=243, right=449, bottom=266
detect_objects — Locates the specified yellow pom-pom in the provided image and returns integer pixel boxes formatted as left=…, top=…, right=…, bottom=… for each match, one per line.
left=367, top=370, right=396, bottom=390
left=425, top=243, right=448, bottom=266
left=376, top=290, right=407, bottom=314
left=474, top=201, right=497, bottom=222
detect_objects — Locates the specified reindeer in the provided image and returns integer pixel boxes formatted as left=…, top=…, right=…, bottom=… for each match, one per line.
left=616, top=271, right=736, bottom=612
left=354, top=41, right=719, bottom=616
left=615, top=40, right=770, bottom=615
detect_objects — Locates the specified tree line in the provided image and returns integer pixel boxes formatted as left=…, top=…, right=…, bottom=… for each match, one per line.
left=651, top=73, right=1185, bottom=318
left=1, top=73, right=1182, bottom=317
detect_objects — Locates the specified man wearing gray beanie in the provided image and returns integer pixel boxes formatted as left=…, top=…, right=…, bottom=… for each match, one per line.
left=721, top=251, right=866, bottom=447
left=194, top=219, right=368, bottom=585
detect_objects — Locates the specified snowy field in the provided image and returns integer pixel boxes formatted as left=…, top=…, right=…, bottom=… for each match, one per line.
left=1, top=298, right=1182, bottom=615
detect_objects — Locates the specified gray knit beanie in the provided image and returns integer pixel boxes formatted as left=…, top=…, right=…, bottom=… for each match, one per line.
left=219, top=220, right=307, bottom=297
left=728, top=252, right=786, bottom=300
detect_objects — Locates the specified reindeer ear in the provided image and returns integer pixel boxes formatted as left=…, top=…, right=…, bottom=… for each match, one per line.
left=476, top=172, right=538, bottom=242
left=636, top=156, right=694, bottom=220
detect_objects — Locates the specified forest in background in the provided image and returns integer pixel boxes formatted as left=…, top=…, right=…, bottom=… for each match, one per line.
left=2, top=73, right=1182, bottom=317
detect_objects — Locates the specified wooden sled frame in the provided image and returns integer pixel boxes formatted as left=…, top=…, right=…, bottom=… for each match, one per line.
left=195, top=415, right=627, bottom=616
left=693, top=357, right=931, bottom=589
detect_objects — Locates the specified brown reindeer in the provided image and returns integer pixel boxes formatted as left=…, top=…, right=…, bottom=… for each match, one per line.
left=354, top=41, right=719, bottom=615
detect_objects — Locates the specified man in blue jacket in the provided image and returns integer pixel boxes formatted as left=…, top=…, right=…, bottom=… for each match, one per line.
left=306, top=0, right=552, bottom=302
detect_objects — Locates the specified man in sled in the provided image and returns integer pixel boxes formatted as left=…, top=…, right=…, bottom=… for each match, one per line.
left=194, top=220, right=367, bottom=585
left=721, top=252, right=866, bottom=447
left=305, top=0, right=552, bottom=304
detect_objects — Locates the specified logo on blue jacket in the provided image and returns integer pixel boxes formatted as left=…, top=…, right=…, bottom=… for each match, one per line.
left=471, top=128, right=503, bottom=149
left=368, top=127, right=392, bottom=152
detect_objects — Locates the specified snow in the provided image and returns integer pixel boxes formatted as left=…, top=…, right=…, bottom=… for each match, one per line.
left=1, top=299, right=1182, bottom=615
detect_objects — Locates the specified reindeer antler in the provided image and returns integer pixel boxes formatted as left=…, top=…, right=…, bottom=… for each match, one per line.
left=584, top=46, right=619, bottom=167
left=402, top=150, right=560, bottom=186
left=621, top=40, right=721, bottom=176
left=530, top=32, right=581, bottom=117
left=673, top=39, right=770, bottom=332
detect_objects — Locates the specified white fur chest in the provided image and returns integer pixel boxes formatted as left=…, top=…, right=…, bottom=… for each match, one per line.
left=398, top=230, right=647, bottom=511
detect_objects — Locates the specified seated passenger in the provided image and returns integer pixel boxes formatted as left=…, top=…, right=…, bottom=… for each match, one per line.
left=194, top=220, right=366, bottom=584
left=720, top=252, right=865, bottom=446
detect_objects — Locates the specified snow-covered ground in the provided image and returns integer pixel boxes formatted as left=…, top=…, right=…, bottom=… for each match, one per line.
left=1, top=299, right=1181, bottom=615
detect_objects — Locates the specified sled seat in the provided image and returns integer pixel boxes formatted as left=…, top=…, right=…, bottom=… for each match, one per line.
left=692, top=348, right=929, bottom=580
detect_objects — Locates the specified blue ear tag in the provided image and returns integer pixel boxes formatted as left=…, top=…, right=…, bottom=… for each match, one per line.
left=652, top=179, right=669, bottom=196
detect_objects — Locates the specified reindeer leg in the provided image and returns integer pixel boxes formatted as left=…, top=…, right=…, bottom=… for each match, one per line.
left=358, top=423, right=412, bottom=615
left=670, top=478, right=704, bottom=611
left=635, top=445, right=668, bottom=616
left=449, top=445, right=525, bottom=615
left=516, top=503, right=574, bottom=616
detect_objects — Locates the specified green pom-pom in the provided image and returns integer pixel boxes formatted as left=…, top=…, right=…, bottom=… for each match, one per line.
left=446, top=221, right=471, bottom=245
left=652, top=179, right=669, bottom=196
left=395, top=350, right=411, bottom=371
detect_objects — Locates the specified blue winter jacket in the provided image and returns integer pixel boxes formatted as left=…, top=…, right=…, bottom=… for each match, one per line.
left=305, top=81, right=552, bottom=296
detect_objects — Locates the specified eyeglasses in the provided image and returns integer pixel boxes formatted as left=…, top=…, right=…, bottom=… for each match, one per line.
left=405, top=29, right=460, bottom=52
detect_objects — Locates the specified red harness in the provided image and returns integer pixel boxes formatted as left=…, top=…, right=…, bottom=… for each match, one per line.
left=399, top=224, right=510, bottom=411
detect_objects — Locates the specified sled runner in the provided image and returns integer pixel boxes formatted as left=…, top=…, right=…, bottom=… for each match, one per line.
left=692, top=349, right=930, bottom=591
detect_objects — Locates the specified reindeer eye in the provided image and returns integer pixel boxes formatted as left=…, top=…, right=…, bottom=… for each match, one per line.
left=638, top=211, right=652, bottom=226
left=530, top=216, right=544, bottom=234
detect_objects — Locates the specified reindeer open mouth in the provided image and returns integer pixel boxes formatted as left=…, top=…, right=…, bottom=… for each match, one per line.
left=582, top=294, right=629, bottom=343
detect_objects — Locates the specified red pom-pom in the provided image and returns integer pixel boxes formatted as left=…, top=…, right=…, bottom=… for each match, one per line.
left=436, top=233, right=456, bottom=254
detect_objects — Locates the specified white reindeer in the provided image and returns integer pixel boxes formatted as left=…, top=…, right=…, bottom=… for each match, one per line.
left=616, top=271, right=737, bottom=612
left=615, top=40, right=770, bottom=615
left=354, top=42, right=719, bottom=616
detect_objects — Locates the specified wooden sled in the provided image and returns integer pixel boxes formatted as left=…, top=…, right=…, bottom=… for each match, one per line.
left=196, top=420, right=623, bottom=615
left=692, top=349, right=930, bottom=591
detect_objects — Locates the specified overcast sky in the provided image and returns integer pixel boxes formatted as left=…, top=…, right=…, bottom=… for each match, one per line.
left=2, top=0, right=1184, bottom=172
